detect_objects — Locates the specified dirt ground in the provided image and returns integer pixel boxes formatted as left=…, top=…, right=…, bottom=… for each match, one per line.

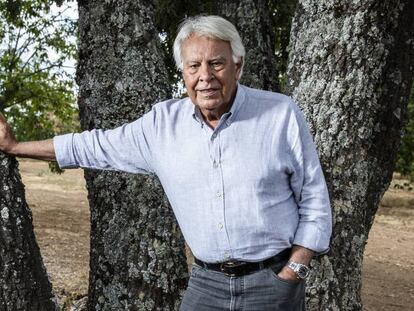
left=18, top=159, right=414, bottom=310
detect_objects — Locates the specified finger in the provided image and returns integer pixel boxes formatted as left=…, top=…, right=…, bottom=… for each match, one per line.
left=0, top=112, right=6, bottom=122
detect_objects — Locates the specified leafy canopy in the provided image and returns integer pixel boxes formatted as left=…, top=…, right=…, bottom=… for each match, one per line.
left=0, top=0, right=79, bottom=143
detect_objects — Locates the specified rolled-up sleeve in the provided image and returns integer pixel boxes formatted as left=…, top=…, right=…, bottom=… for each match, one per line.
left=287, top=103, right=332, bottom=254
left=53, top=111, right=155, bottom=174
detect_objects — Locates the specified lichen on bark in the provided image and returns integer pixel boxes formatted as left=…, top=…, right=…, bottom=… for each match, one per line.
left=287, top=0, right=414, bottom=309
left=0, top=154, right=59, bottom=310
left=77, top=0, right=188, bottom=309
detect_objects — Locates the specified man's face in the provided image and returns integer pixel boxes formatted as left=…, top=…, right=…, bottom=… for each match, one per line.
left=181, top=35, right=242, bottom=117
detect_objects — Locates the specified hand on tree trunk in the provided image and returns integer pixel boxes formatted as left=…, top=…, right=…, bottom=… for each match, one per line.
left=0, top=113, right=56, bottom=161
left=0, top=113, right=18, bottom=154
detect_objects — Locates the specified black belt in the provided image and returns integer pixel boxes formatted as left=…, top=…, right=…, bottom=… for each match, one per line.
left=194, top=248, right=291, bottom=277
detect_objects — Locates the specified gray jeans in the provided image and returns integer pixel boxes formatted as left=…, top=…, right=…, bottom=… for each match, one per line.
left=180, top=260, right=305, bottom=311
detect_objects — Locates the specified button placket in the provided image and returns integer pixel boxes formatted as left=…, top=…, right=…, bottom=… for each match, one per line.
left=211, top=131, right=222, bottom=200
left=206, top=126, right=233, bottom=260
left=215, top=130, right=234, bottom=261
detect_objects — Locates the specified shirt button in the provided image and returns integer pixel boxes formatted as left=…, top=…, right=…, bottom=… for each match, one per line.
left=224, top=252, right=230, bottom=259
left=213, top=160, right=219, bottom=168
left=216, top=191, right=222, bottom=198
left=212, top=133, right=217, bottom=139
left=218, top=222, right=223, bottom=229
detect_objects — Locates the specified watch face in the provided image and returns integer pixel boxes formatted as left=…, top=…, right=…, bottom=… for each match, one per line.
left=297, top=266, right=309, bottom=278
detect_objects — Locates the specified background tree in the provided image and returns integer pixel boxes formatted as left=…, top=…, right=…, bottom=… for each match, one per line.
left=287, top=0, right=414, bottom=309
left=0, top=0, right=78, bottom=143
left=76, top=0, right=187, bottom=309
left=0, top=154, right=59, bottom=310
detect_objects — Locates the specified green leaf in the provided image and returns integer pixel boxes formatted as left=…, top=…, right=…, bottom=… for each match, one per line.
left=0, top=0, right=79, bottom=171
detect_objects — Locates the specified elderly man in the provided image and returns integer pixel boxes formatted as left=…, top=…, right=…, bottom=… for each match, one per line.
left=0, top=15, right=331, bottom=311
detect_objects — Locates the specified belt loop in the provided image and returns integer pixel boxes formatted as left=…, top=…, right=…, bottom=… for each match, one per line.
left=259, top=262, right=264, bottom=269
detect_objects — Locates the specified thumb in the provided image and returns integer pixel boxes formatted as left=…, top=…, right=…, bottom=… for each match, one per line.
left=0, top=113, right=11, bottom=128
left=0, top=112, right=6, bottom=123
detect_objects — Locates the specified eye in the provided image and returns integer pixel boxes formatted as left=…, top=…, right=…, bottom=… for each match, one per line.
left=186, top=63, right=199, bottom=73
left=211, top=61, right=224, bottom=70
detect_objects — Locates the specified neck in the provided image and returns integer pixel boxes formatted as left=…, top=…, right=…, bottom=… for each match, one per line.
left=200, top=86, right=238, bottom=129
left=200, top=104, right=230, bottom=129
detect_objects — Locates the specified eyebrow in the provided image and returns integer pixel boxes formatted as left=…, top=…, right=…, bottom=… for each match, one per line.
left=209, top=56, right=226, bottom=62
left=185, top=56, right=226, bottom=64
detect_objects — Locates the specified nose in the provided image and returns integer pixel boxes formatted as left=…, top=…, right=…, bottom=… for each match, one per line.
left=199, top=63, right=214, bottom=82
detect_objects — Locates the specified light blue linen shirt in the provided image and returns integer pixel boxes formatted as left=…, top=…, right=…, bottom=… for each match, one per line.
left=54, top=84, right=332, bottom=263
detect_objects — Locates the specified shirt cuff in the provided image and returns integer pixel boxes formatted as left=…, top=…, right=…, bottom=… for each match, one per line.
left=293, top=223, right=330, bottom=255
left=53, top=133, right=78, bottom=169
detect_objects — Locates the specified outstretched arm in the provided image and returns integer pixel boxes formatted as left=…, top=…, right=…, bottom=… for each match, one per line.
left=0, top=113, right=56, bottom=161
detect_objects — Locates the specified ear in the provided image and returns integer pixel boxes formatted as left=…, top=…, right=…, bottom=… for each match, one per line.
left=235, top=57, right=243, bottom=80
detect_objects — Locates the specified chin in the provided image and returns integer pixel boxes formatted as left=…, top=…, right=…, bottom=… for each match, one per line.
left=199, top=102, right=222, bottom=110
left=200, top=97, right=222, bottom=105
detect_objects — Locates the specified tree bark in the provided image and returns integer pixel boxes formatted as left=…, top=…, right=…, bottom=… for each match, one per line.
left=212, top=0, right=279, bottom=91
left=287, top=0, right=414, bottom=310
left=76, top=0, right=188, bottom=310
left=0, top=154, right=58, bottom=310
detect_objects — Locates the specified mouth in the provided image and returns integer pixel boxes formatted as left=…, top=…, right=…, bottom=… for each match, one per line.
left=197, top=88, right=219, bottom=97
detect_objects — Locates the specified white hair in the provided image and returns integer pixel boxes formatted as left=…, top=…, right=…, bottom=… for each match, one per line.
left=173, top=15, right=246, bottom=77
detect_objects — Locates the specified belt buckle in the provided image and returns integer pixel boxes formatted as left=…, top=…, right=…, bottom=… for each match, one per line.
left=220, top=261, right=245, bottom=277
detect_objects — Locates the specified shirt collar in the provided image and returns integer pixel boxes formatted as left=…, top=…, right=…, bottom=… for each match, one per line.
left=191, top=83, right=246, bottom=127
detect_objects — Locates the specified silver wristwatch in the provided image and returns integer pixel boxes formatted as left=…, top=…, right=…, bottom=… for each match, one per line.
left=286, top=261, right=310, bottom=279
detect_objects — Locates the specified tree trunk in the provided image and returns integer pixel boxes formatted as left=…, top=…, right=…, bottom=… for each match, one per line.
left=76, top=0, right=188, bottom=310
left=212, top=0, right=279, bottom=91
left=0, top=154, right=58, bottom=310
left=287, top=0, right=414, bottom=310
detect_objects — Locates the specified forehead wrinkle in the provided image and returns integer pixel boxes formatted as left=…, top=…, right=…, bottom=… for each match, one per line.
left=185, top=54, right=227, bottom=64
left=182, top=36, right=233, bottom=65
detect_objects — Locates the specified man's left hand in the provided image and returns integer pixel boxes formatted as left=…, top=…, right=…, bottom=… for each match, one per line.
left=277, top=266, right=301, bottom=283
left=277, top=245, right=314, bottom=283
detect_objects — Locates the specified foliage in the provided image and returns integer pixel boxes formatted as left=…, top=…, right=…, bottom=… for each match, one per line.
left=396, top=84, right=414, bottom=181
left=269, top=0, right=298, bottom=92
left=0, top=0, right=79, bottom=143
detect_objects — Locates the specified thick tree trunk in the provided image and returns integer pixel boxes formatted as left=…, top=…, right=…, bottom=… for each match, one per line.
left=0, top=154, right=58, bottom=310
left=287, top=0, right=414, bottom=310
left=76, top=0, right=188, bottom=310
left=212, top=0, right=279, bottom=91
